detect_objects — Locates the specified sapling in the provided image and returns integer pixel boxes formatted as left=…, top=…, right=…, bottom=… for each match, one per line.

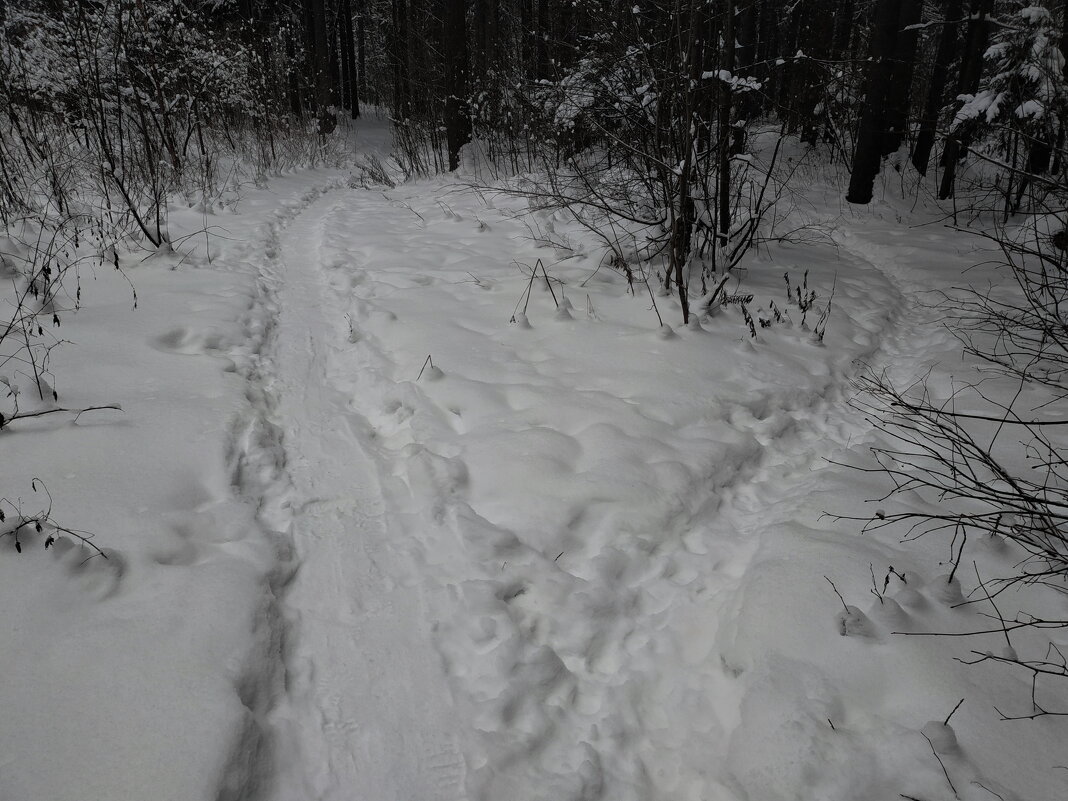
left=702, top=273, right=733, bottom=316
left=538, top=259, right=560, bottom=308
left=417, top=354, right=444, bottom=381
left=510, top=258, right=559, bottom=323
left=1, top=479, right=106, bottom=559
left=826, top=576, right=849, bottom=613
left=768, top=299, right=787, bottom=325
left=739, top=303, right=757, bottom=339
left=826, top=576, right=877, bottom=637
left=813, top=273, right=836, bottom=343
left=785, top=269, right=818, bottom=329
left=869, top=564, right=908, bottom=604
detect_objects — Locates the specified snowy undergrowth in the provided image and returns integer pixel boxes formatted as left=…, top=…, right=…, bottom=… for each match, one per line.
left=0, top=129, right=1064, bottom=801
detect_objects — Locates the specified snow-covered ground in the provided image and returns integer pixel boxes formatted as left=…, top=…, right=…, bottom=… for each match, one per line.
left=1, top=124, right=1064, bottom=801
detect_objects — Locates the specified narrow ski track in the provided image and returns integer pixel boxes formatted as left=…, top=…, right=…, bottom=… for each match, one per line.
left=252, top=192, right=467, bottom=801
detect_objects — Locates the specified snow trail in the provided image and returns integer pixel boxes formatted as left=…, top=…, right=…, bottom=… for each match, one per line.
left=222, top=172, right=1050, bottom=801
left=243, top=180, right=948, bottom=800
left=255, top=194, right=468, bottom=801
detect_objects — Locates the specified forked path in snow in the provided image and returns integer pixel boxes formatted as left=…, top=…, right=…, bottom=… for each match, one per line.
left=261, top=193, right=467, bottom=801
left=251, top=178, right=981, bottom=801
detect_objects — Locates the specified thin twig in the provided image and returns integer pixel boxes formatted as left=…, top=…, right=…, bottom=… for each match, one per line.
left=825, top=576, right=849, bottom=612
left=921, top=732, right=959, bottom=799
left=416, top=355, right=434, bottom=381
left=943, top=698, right=965, bottom=727
left=1, top=403, right=122, bottom=429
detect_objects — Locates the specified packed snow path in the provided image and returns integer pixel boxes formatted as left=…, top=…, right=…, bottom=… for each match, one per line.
left=214, top=172, right=1062, bottom=801
left=260, top=193, right=469, bottom=801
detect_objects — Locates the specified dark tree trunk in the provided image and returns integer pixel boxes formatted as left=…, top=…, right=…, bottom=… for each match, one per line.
left=443, top=0, right=471, bottom=170
left=670, top=2, right=702, bottom=325
left=306, top=0, right=334, bottom=129
left=329, top=6, right=341, bottom=107
left=356, top=0, right=366, bottom=99
left=520, top=0, right=535, bottom=79
left=537, top=0, right=550, bottom=78
left=1028, top=140, right=1053, bottom=175
left=754, top=0, right=778, bottom=117
left=475, top=0, right=500, bottom=75
left=1052, top=7, right=1068, bottom=174
left=881, top=0, right=922, bottom=156
left=474, top=0, right=487, bottom=73
left=557, top=0, right=582, bottom=69
left=1021, top=1, right=1068, bottom=178
left=719, top=0, right=735, bottom=243
left=737, top=0, right=757, bottom=71
left=779, top=2, right=803, bottom=129
left=830, top=0, right=855, bottom=60
left=846, top=0, right=903, bottom=204
left=392, top=0, right=411, bottom=119
left=797, top=0, right=834, bottom=145
left=734, top=0, right=758, bottom=150
left=337, top=0, right=350, bottom=111
left=938, top=0, right=992, bottom=198
left=340, top=0, right=359, bottom=118
left=486, top=0, right=499, bottom=71
left=1012, top=2, right=1068, bottom=205
left=695, top=4, right=718, bottom=152
left=286, top=15, right=303, bottom=118
left=911, top=0, right=963, bottom=175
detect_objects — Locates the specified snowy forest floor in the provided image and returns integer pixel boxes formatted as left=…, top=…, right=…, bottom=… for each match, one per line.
left=0, top=123, right=1065, bottom=801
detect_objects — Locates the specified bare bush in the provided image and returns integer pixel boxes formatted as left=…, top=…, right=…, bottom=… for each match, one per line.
left=843, top=206, right=1068, bottom=718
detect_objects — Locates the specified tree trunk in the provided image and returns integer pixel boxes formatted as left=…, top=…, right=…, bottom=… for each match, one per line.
left=779, top=2, right=803, bottom=130
left=755, top=0, right=778, bottom=110
left=392, top=0, right=411, bottom=119
left=443, top=0, right=471, bottom=170
left=1052, top=6, right=1068, bottom=174
left=537, top=0, right=550, bottom=78
left=306, top=0, right=334, bottom=129
left=474, top=0, right=500, bottom=75
left=798, top=0, right=834, bottom=145
left=668, top=0, right=702, bottom=324
left=486, top=0, right=499, bottom=72
left=830, top=0, right=855, bottom=60
left=734, top=0, right=758, bottom=151
left=341, top=0, right=359, bottom=118
left=520, top=0, right=535, bottom=79
left=911, top=0, right=963, bottom=175
left=286, top=14, right=303, bottom=118
left=356, top=0, right=366, bottom=99
left=938, top=0, right=992, bottom=198
left=337, top=0, right=350, bottom=112
left=846, top=0, right=902, bottom=204
left=329, top=4, right=342, bottom=109
left=881, top=0, right=922, bottom=156
left=719, top=0, right=735, bottom=244
left=1019, top=1, right=1068, bottom=182
left=475, top=0, right=488, bottom=74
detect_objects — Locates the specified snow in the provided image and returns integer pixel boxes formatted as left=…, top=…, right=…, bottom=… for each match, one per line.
left=1, top=123, right=1065, bottom=801
left=702, top=70, right=762, bottom=92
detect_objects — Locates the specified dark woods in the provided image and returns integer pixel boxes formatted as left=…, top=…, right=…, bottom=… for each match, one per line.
left=6, top=0, right=1068, bottom=215
left=4, top=0, right=1068, bottom=322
